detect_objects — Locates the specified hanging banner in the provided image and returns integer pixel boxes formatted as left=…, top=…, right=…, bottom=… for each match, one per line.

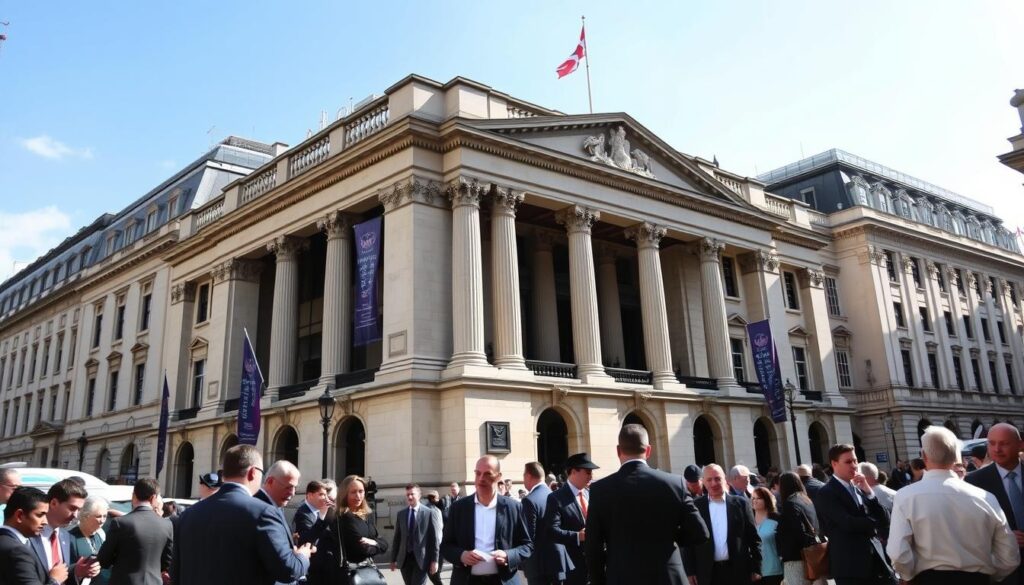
left=353, top=217, right=382, bottom=346
left=745, top=319, right=787, bottom=423
left=155, top=373, right=170, bottom=477
left=238, top=329, right=264, bottom=445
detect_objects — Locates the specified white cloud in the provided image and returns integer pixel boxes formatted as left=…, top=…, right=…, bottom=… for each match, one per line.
left=0, top=207, right=74, bottom=283
left=20, top=135, right=94, bottom=160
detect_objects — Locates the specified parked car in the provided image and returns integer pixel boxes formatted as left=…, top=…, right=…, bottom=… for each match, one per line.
left=0, top=465, right=135, bottom=510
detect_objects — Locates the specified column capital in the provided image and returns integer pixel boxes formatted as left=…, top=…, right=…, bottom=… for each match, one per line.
left=379, top=176, right=444, bottom=212
left=901, top=255, right=915, bottom=274
left=925, top=260, right=938, bottom=277
left=266, top=235, right=307, bottom=261
left=555, top=206, right=600, bottom=235
left=798, top=267, right=825, bottom=289
left=446, top=177, right=488, bottom=209
left=211, top=259, right=262, bottom=283
left=491, top=186, right=524, bottom=217
left=317, top=211, right=354, bottom=240
left=866, top=245, right=886, bottom=266
left=738, top=249, right=780, bottom=274
left=624, top=222, right=667, bottom=250
left=170, top=282, right=196, bottom=305
left=965, top=270, right=977, bottom=289
left=696, top=237, right=725, bottom=263
left=945, top=265, right=960, bottom=285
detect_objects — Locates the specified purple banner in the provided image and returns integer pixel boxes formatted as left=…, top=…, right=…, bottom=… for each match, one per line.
left=238, top=329, right=264, bottom=445
left=155, top=374, right=170, bottom=477
left=745, top=319, right=787, bottom=423
left=353, top=217, right=382, bottom=346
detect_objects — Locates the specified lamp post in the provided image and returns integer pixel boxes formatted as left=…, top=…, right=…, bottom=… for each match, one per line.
left=76, top=432, right=88, bottom=471
left=883, top=413, right=900, bottom=463
left=784, top=379, right=803, bottom=465
left=317, top=389, right=337, bottom=479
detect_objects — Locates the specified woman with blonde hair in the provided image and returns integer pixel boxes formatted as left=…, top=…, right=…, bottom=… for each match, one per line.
left=306, top=475, right=388, bottom=585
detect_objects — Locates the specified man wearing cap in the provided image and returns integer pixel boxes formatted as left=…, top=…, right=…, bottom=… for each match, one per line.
left=683, top=465, right=705, bottom=499
left=198, top=472, right=222, bottom=500
left=545, top=453, right=598, bottom=585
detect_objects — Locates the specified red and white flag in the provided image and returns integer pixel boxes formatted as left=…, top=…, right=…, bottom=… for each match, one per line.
left=556, top=27, right=586, bottom=79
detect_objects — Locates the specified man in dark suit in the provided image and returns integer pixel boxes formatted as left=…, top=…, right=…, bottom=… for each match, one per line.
left=586, top=423, right=709, bottom=585
left=96, top=478, right=173, bottom=585
left=292, top=480, right=326, bottom=543
left=0, top=487, right=58, bottom=585
left=440, top=482, right=461, bottom=522
left=966, top=423, right=1024, bottom=585
left=172, top=444, right=313, bottom=585
left=522, top=461, right=569, bottom=585
left=546, top=453, right=600, bottom=585
left=255, top=460, right=301, bottom=510
left=814, top=443, right=894, bottom=585
left=390, top=483, right=443, bottom=585
left=686, top=464, right=761, bottom=585
left=796, top=464, right=825, bottom=498
left=727, top=465, right=753, bottom=499
left=441, top=455, right=533, bottom=585
left=29, top=479, right=99, bottom=584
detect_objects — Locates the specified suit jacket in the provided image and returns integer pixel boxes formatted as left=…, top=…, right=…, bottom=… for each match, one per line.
left=966, top=463, right=1023, bottom=585
left=171, top=483, right=309, bottom=585
left=391, top=505, right=442, bottom=570
left=585, top=460, right=709, bottom=585
left=291, top=502, right=318, bottom=544
left=802, top=477, right=825, bottom=499
left=0, top=528, right=51, bottom=585
left=29, top=526, right=74, bottom=584
left=545, top=485, right=588, bottom=585
left=440, top=494, right=533, bottom=585
left=439, top=494, right=457, bottom=522
left=814, top=476, right=892, bottom=581
left=96, top=505, right=173, bottom=585
left=522, top=483, right=571, bottom=583
left=685, top=495, right=761, bottom=585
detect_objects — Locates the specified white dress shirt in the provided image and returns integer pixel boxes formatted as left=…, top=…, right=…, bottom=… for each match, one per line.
left=471, top=493, right=499, bottom=575
left=38, top=524, right=60, bottom=568
left=886, top=469, right=1020, bottom=581
left=708, top=496, right=729, bottom=561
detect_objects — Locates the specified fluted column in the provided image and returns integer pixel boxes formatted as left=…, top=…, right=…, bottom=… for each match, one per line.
left=446, top=179, right=489, bottom=370
left=490, top=187, right=527, bottom=370
left=318, top=212, right=353, bottom=386
left=531, top=232, right=561, bottom=362
left=625, top=223, right=675, bottom=387
left=595, top=244, right=625, bottom=368
left=267, top=236, right=305, bottom=397
left=556, top=206, right=612, bottom=383
left=697, top=238, right=735, bottom=384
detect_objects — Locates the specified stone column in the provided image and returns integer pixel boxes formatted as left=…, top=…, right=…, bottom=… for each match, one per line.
left=925, top=261, right=956, bottom=389
left=531, top=232, right=561, bottom=362
left=798, top=267, right=844, bottom=403
left=556, top=206, right=612, bottom=384
left=318, top=212, right=353, bottom=387
left=595, top=244, right=625, bottom=368
left=267, top=236, right=305, bottom=398
left=946, top=267, right=977, bottom=390
left=446, top=179, right=490, bottom=372
left=490, top=187, right=527, bottom=370
left=999, top=281, right=1024, bottom=391
left=208, top=259, right=262, bottom=411
left=964, top=272, right=993, bottom=391
left=625, top=222, right=676, bottom=388
left=697, top=238, right=736, bottom=386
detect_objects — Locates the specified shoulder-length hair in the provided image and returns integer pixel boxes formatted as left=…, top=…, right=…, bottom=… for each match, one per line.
left=752, top=486, right=777, bottom=516
left=339, top=475, right=371, bottom=519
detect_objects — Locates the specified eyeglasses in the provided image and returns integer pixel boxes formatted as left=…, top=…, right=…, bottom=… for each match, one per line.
left=254, top=467, right=264, bottom=476
left=0, top=483, right=20, bottom=490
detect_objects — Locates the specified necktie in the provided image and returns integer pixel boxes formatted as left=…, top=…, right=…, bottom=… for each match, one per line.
left=49, top=530, right=61, bottom=568
left=1005, top=471, right=1024, bottom=530
left=408, top=507, right=416, bottom=537
left=578, top=491, right=588, bottom=520
left=847, top=483, right=860, bottom=508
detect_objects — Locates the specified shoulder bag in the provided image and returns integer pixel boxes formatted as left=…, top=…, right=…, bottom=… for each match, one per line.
left=336, top=513, right=387, bottom=585
left=798, top=507, right=829, bottom=580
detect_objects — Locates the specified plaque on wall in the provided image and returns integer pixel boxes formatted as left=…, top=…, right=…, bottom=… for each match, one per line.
left=485, top=421, right=511, bottom=454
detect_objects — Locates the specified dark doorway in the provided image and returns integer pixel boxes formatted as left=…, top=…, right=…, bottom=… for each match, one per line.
left=173, top=442, right=194, bottom=498
left=537, top=409, right=569, bottom=479
left=853, top=433, right=866, bottom=463
left=274, top=426, right=299, bottom=466
left=917, top=419, right=932, bottom=445
left=335, top=417, right=366, bottom=479
left=753, top=419, right=773, bottom=476
left=693, top=416, right=716, bottom=466
left=220, top=434, right=238, bottom=466
left=808, top=423, right=828, bottom=466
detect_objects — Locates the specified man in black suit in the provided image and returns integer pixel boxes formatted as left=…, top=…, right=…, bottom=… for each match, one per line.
left=440, top=482, right=461, bottom=522
left=390, top=483, right=443, bottom=585
left=522, top=461, right=570, bottom=585
left=686, top=464, right=761, bottom=585
left=441, top=455, right=533, bottom=585
left=0, top=487, right=57, bottom=585
left=96, top=478, right=173, bottom=585
left=796, top=464, right=825, bottom=498
left=966, top=423, right=1024, bottom=585
left=29, top=479, right=99, bottom=584
left=255, top=460, right=301, bottom=510
left=545, top=453, right=599, bottom=585
left=586, top=423, right=709, bottom=585
left=292, top=480, right=327, bottom=544
left=814, top=443, right=894, bottom=585
left=172, top=444, right=313, bottom=585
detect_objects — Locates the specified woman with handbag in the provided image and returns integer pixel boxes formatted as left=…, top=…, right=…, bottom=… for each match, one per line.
left=776, top=472, right=825, bottom=585
left=752, top=487, right=784, bottom=585
left=306, top=475, right=389, bottom=585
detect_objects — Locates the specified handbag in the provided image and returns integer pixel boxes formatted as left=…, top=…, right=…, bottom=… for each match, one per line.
left=335, top=514, right=387, bottom=585
left=798, top=508, right=829, bottom=580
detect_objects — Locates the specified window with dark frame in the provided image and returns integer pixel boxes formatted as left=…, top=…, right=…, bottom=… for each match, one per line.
left=1007, top=363, right=1017, bottom=394
left=196, top=284, right=210, bottom=324
left=927, top=353, right=940, bottom=388
left=953, top=356, right=965, bottom=391
left=944, top=311, right=956, bottom=336
left=722, top=257, right=739, bottom=298
left=87, top=378, right=96, bottom=416
left=92, top=312, right=103, bottom=348
left=134, top=363, right=145, bottom=406
left=971, top=358, right=983, bottom=392
left=974, top=273, right=983, bottom=297
left=989, top=361, right=1000, bottom=393
left=956, top=269, right=966, bottom=296
left=893, top=302, right=905, bottom=328
left=114, top=303, right=125, bottom=341
left=885, top=251, right=898, bottom=282
left=140, top=293, right=152, bottom=331
left=919, top=307, right=931, bottom=332
left=792, top=346, right=809, bottom=390
left=910, top=257, right=922, bottom=288
left=981, top=317, right=991, bottom=342
left=936, top=265, right=947, bottom=293
left=784, top=272, right=800, bottom=310
left=108, top=370, right=118, bottom=411
left=997, top=321, right=1007, bottom=344
left=836, top=350, right=852, bottom=387
left=192, top=359, right=205, bottom=408
left=963, top=315, right=973, bottom=339
left=825, top=277, right=841, bottom=316
left=901, top=349, right=914, bottom=386
left=729, top=338, right=746, bottom=383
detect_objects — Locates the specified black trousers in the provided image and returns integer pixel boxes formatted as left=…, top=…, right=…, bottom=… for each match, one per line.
left=400, top=553, right=428, bottom=585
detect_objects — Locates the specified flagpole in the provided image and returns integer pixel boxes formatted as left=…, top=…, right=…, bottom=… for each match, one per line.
left=582, top=15, right=593, bottom=114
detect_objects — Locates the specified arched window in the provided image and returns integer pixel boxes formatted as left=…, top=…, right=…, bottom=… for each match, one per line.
left=693, top=416, right=718, bottom=467
left=537, top=409, right=570, bottom=479
left=808, top=422, right=830, bottom=466
left=273, top=426, right=300, bottom=466
left=173, top=442, right=194, bottom=498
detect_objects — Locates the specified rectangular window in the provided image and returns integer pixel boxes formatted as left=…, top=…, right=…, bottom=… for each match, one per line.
left=955, top=269, right=966, bottom=295
left=953, top=356, right=965, bottom=391
left=730, top=338, right=746, bottom=383
left=140, top=294, right=152, bottom=331
left=146, top=210, right=158, bottom=233
left=28, top=345, right=37, bottom=383
left=1007, top=363, right=1017, bottom=394
left=196, top=283, right=210, bottom=324
left=22, top=399, right=30, bottom=430
left=963, top=315, right=973, bottom=339
left=41, top=340, right=50, bottom=378
left=998, top=321, right=1007, bottom=344
left=893, top=302, right=905, bottom=328
left=114, top=304, right=125, bottom=341
left=944, top=311, right=956, bottom=336
left=800, top=187, right=817, bottom=208
left=981, top=317, right=991, bottom=342
left=49, top=392, right=57, bottom=421
left=910, top=257, right=922, bottom=288
left=1011, top=283, right=1019, bottom=306
left=17, top=348, right=26, bottom=386
left=792, top=347, right=809, bottom=390
left=722, top=258, right=738, bottom=298
left=974, top=273, right=983, bottom=297
left=35, top=393, right=43, bottom=426
left=885, top=251, right=898, bottom=282
left=836, top=350, right=852, bottom=388
left=972, top=358, right=983, bottom=392
left=919, top=307, right=931, bottom=332
left=92, top=313, right=103, bottom=348
left=936, top=264, right=947, bottom=293
left=63, top=386, right=70, bottom=421
left=108, top=370, right=118, bottom=411
left=990, top=277, right=999, bottom=298
left=901, top=349, right=914, bottom=386
left=86, top=378, right=96, bottom=416
left=825, top=277, right=841, bottom=316
left=192, top=359, right=205, bottom=408
left=783, top=272, right=800, bottom=310
left=0, top=402, right=6, bottom=437
left=928, top=353, right=940, bottom=388
left=989, top=361, right=1000, bottom=393
left=134, top=363, right=145, bottom=406
left=11, top=401, right=19, bottom=435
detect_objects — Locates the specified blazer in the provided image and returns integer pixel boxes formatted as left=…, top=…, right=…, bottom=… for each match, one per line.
left=0, top=528, right=51, bottom=585
left=171, top=483, right=309, bottom=585
left=292, top=502, right=318, bottom=543
left=440, top=494, right=533, bottom=585
left=813, top=476, right=892, bottom=581
left=966, top=463, right=1023, bottom=585
left=544, top=485, right=588, bottom=585
left=686, top=495, right=762, bottom=585
left=776, top=494, right=819, bottom=562
left=96, top=505, right=173, bottom=585
left=522, top=483, right=571, bottom=583
left=391, top=505, right=442, bottom=570
left=68, top=527, right=111, bottom=585
left=801, top=477, right=826, bottom=499
left=585, top=460, right=709, bottom=585
left=29, top=526, right=74, bottom=584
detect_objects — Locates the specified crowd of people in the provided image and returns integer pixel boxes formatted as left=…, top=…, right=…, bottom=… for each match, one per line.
left=0, top=421, right=1022, bottom=585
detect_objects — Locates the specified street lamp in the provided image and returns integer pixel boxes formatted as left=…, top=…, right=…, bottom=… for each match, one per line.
left=784, top=379, right=803, bottom=466
left=76, top=432, right=88, bottom=471
left=317, top=389, right=337, bottom=479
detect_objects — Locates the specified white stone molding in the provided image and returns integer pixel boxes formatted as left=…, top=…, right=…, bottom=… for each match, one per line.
left=317, top=211, right=354, bottom=240
left=582, top=125, right=655, bottom=178
left=378, top=177, right=444, bottom=212
left=798, top=268, right=825, bottom=289
left=555, top=205, right=601, bottom=235
left=738, top=249, right=780, bottom=274
left=210, top=259, right=262, bottom=283
left=170, top=282, right=196, bottom=305
left=446, top=177, right=488, bottom=209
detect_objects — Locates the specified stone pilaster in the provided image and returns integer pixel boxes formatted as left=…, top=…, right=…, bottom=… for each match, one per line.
left=595, top=244, right=625, bottom=368
left=490, top=187, right=527, bottom=370
left=798, top=267, right=845, bottom=405
left=266, top=236, right=306, bottom=397
left=318, top=211, right=354, bottom=386
left=208, top=259, right=262, bottom=411
left=531, top=232, right=561, bottom=362
left=696, top=238, right=735, bottom=386
left=445, top=178, right=490, bottom=372
left=625, top=222, right=676, bottom=388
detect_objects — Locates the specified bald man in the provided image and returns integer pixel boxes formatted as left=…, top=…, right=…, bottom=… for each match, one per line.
left=966, top=423, right=1024, bottom=585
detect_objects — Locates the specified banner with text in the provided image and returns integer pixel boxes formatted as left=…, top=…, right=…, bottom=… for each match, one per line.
left=238, top=329, right=264, bottom=445
left=155, top=374, right=170, bottom=477
left=353, top=217, right=383, bottom=346
left=745, top=319, right=787, bottom=423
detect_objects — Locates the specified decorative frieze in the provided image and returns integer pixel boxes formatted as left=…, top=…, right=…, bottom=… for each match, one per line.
left=491, top=186, right=524, bottom=217
left=447, top=177, right=488, bottom=209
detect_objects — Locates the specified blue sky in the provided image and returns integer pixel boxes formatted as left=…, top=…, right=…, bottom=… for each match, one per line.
left=1, top=1, right=1022, bottom=281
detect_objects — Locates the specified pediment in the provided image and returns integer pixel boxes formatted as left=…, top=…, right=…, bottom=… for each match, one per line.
left=189, top=336, right=208, bottom=351
left=106, top=351, right=122, bottom=364
left=130, top=342, right=149, bottom=357
left=727, top=313, right=748, bottom=326
left=84, top=358, right=99, bottom=370
left=788, top=326, right=809, bottom=337
left=831, top=325, right=852, bottom=337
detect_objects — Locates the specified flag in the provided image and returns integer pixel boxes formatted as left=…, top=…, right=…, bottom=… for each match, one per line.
left=238, top=329, right=264, bottom=445
left=745, top=320, right=788, bottom=423
left=557, top=26, right=586, bottom=79
left=155, top=373, right=170, bottom=477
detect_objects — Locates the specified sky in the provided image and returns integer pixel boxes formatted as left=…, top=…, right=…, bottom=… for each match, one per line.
left=1, top=1, right=1022, bottom=282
